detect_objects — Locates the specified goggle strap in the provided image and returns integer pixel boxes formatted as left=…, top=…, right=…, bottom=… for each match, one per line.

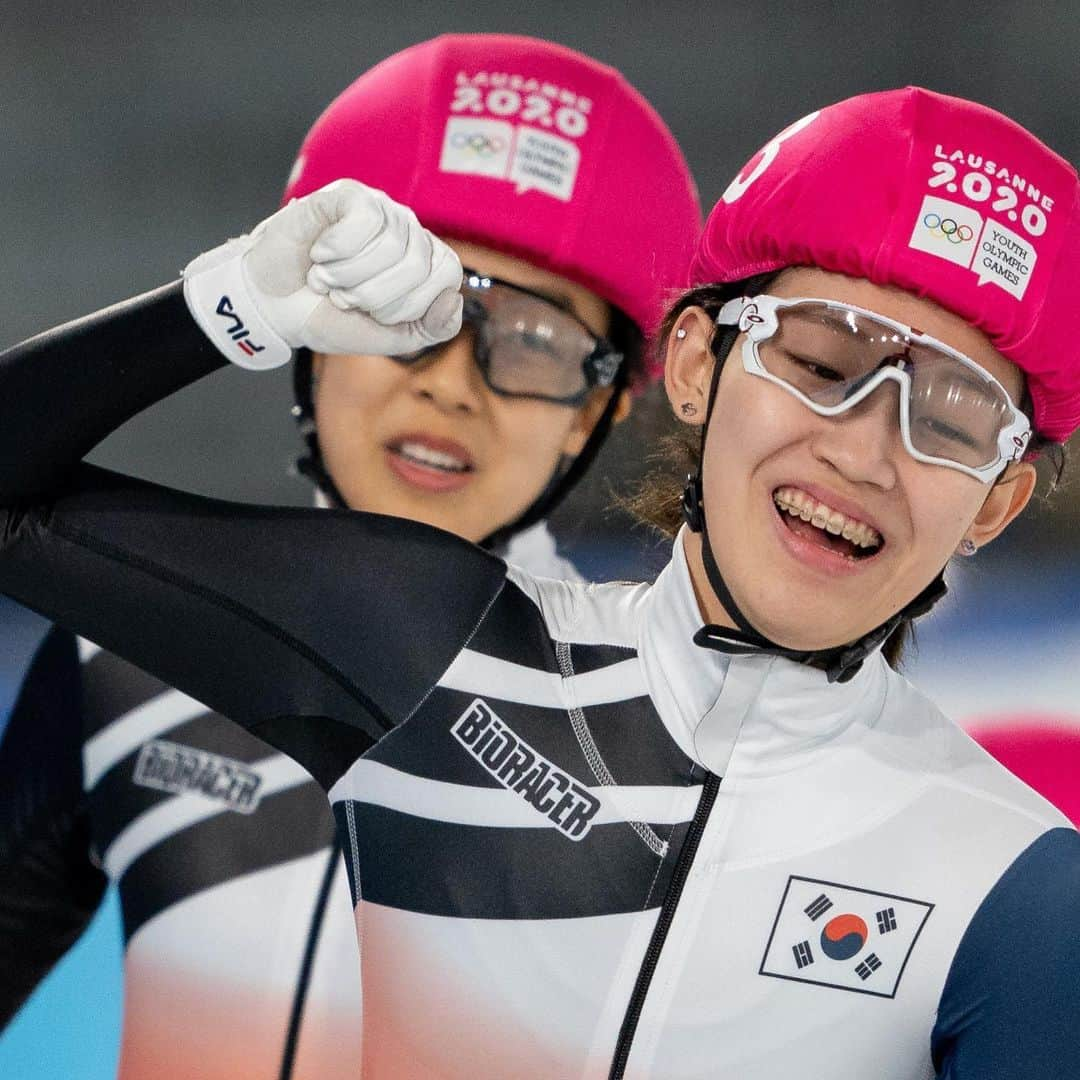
left=692, top=531, right=948, bottom=682
left=295, top=450, right=349, bottom=509
left=700, top=498, right=762, bottom=639
left=684, top=321, right=774, bottom=643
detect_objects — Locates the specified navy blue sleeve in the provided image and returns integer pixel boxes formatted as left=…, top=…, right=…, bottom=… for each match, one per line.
left=931, top=827, right=1080, bottom=1079
left=0, top=623, right=106, bottom=1025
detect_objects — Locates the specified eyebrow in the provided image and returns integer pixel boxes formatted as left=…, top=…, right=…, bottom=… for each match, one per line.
left=528, top=284, right=576, bottom=313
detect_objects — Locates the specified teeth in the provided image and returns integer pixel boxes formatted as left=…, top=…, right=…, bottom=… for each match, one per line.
left=773, top=487, right=882, bottom=551
left=397, top=441, right=468, bottom=472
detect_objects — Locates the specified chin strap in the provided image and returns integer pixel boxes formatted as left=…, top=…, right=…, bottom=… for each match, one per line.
left=481, top=365, right=627, bottom=551
left=682, top=474, right=946, bottom=682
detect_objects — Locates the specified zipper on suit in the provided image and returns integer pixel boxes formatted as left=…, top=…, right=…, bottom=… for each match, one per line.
left=609, top=772, right=722, bottom=1079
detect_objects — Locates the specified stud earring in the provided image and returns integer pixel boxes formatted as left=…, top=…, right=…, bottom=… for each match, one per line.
left=958, top=538, right=977, bottom=556
left=680, top=402, right=698, bottom=417
left=675, top=328, right=687, bottom=339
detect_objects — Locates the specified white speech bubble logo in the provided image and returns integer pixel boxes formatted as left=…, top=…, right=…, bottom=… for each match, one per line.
left=509, top=128, right=580, bottom=201
left=976, top=219, right=1037, bottom=300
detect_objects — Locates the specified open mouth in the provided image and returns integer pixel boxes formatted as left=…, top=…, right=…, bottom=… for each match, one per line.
left=773, top=486, right=883, bottom=562
left=387, top=438, right=474, bottom=475
left=384, top=434, right=477, bottom=494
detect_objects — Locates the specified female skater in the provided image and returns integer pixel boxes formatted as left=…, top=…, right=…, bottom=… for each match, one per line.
left=0, top=87, right=1077, bottom=1078
left=0, top=33, right=698, bottom=1080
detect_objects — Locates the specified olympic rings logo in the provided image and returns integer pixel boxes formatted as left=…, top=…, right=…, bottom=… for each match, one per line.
left=450, top=132, right=506, bottom=156
left=923, top=213, right=974, bottom=245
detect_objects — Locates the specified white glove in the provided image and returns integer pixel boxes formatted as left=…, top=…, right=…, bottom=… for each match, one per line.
left=182, top=179, right=464, bottom=370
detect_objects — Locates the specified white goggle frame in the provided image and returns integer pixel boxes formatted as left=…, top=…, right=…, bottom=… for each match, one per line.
left=716, top=294, right=1032, bottom=483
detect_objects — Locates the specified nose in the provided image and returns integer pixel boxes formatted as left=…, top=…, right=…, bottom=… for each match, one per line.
left=808, top=377, right=902, bottom=490
left=407, top=329, right=485, bottom=415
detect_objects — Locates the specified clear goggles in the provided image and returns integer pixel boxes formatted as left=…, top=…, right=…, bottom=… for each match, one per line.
left=716, top=295, right=1032, bottom=482
left=393, top=269, right=623, bottom=406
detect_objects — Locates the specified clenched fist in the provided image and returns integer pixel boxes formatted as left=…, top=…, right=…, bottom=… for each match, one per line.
left=183, top=180, right=463, bottom=369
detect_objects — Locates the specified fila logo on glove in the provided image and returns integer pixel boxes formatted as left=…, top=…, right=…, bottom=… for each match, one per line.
left=215, top=295, right=266, bottom=358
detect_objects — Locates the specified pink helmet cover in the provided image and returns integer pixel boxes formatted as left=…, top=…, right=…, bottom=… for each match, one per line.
left=283, top=34, right=701, bottom=372
left=692, top=87, right=1080, bottom=442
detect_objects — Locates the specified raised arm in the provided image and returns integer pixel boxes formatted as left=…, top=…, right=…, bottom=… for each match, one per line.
left=0, top=182, right=502, bottom=788
left=0, top=283, right=222, bottom=499
left=0, top=179, right=462, bottom=505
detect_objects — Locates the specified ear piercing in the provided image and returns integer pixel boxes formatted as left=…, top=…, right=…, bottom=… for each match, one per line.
left=675, top=327, right=695, bottom=417
left=958, top=538, right=977, bottom=556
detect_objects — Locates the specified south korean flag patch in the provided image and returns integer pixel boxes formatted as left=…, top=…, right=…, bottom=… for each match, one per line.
left=759, top=876, right=933, bottom=998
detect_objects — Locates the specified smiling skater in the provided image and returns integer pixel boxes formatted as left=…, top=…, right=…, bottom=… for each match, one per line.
left=0, top=86, right=1078, bottom=1077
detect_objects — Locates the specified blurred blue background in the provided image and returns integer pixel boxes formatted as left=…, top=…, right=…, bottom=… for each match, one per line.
left=0, top=891, right=122, bottom=1079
